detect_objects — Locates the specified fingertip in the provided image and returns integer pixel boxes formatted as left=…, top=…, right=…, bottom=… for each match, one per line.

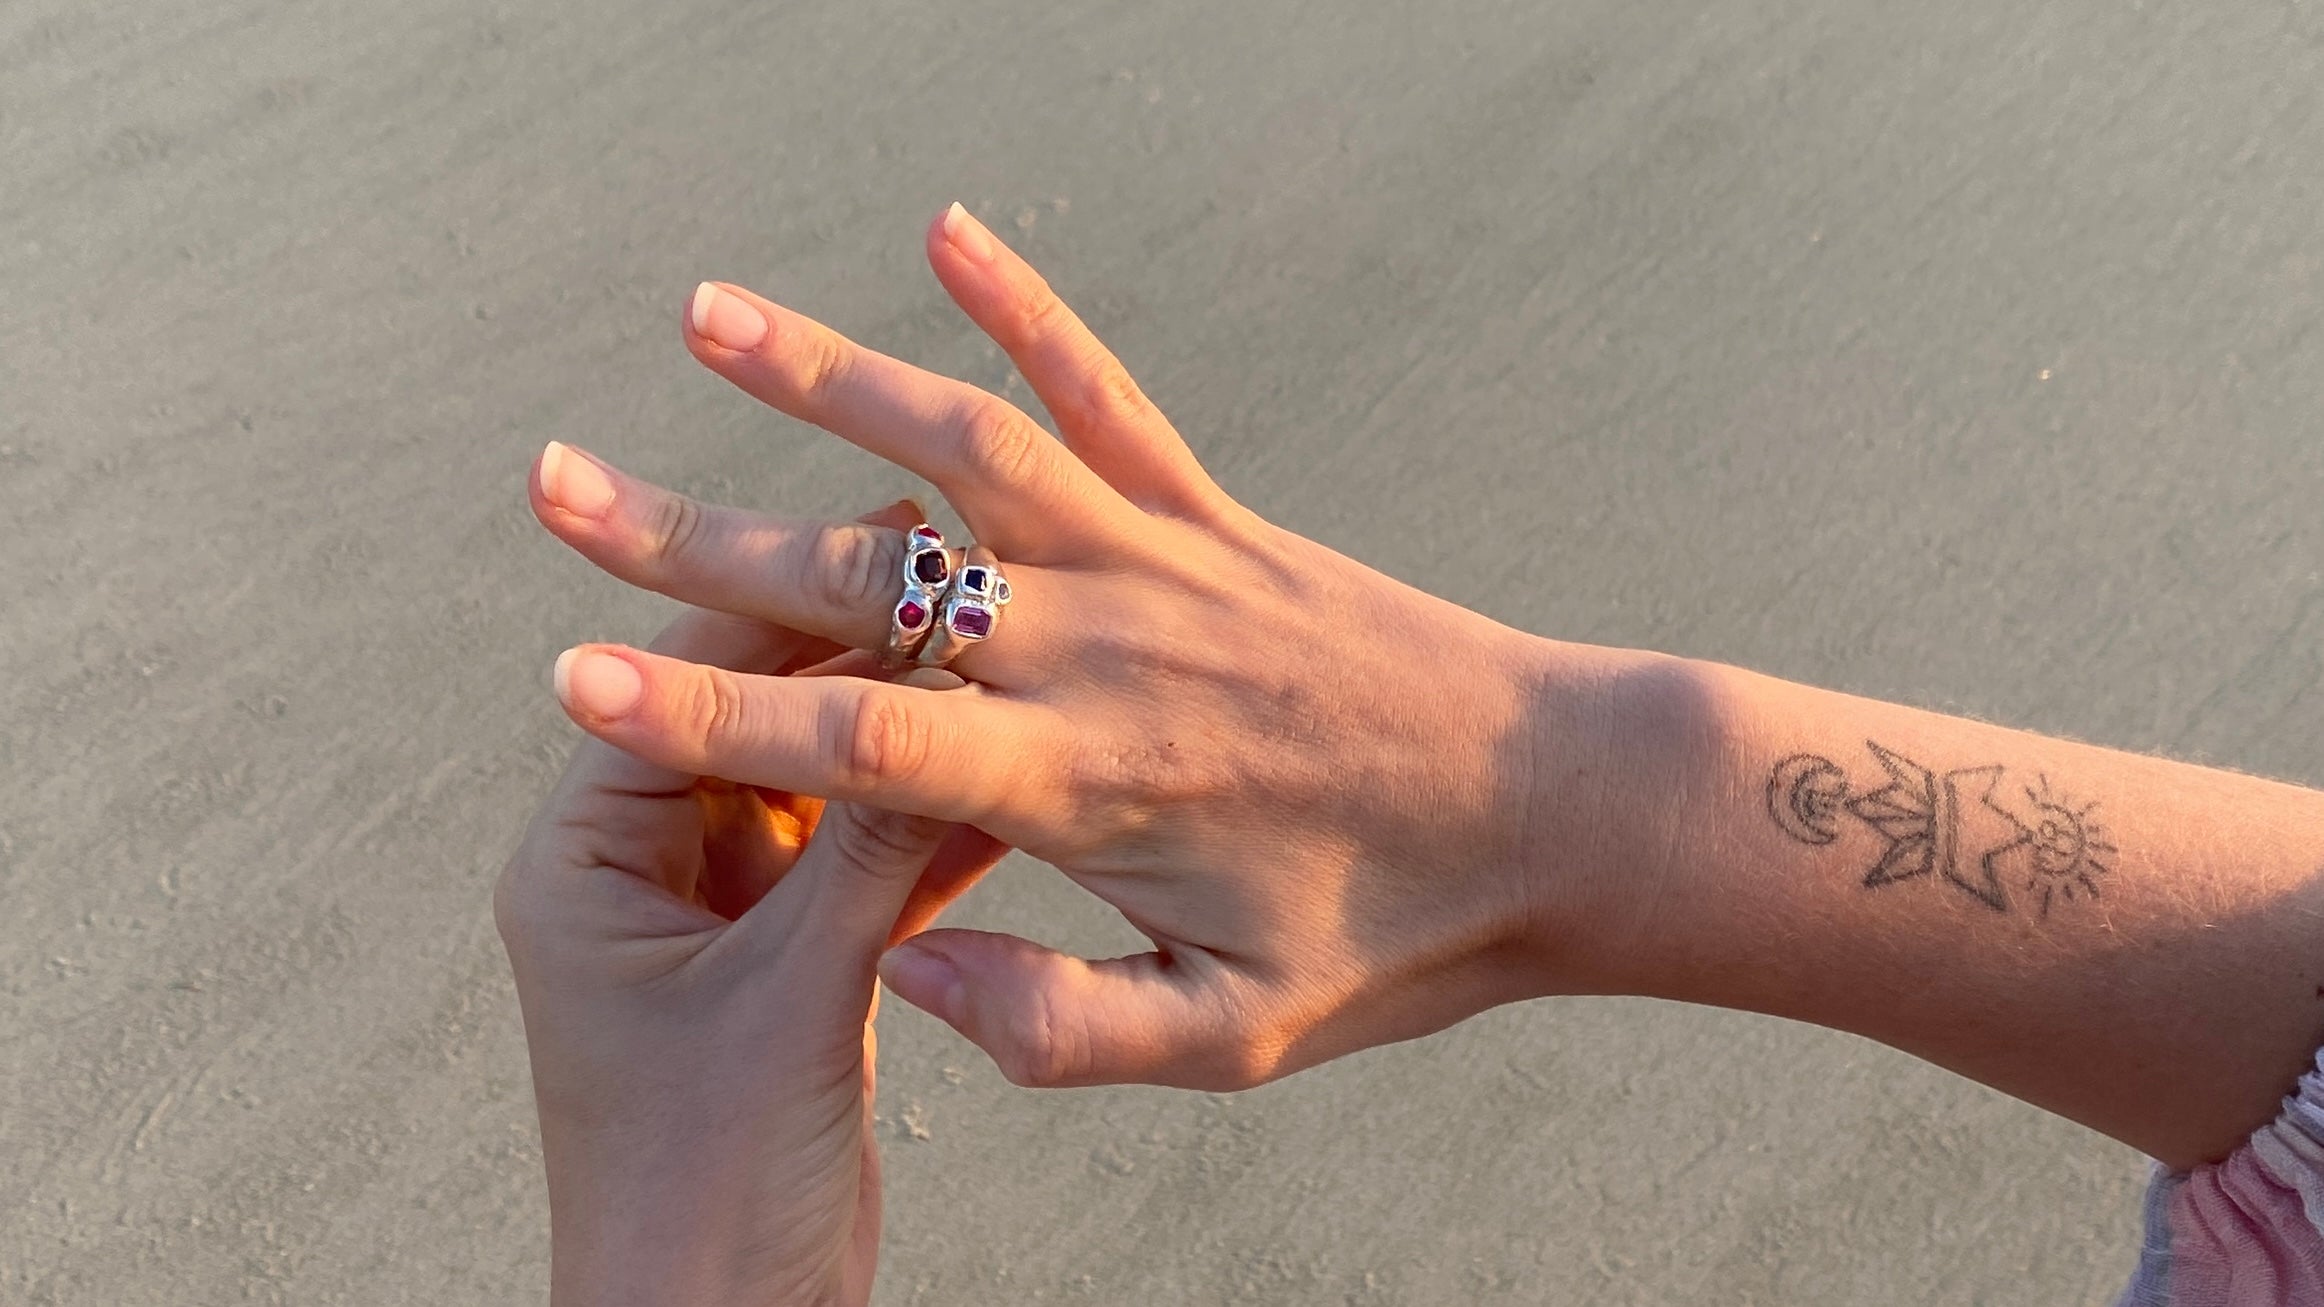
left=878, top=940, right=964, bottom=1025
left=536, top=440, right=615, bottom=520
left=551, top=646, right=577, bottom=702
left=687, top=281, right=770, bottom=353
left=935, top=200, right=998, bottom=267
left=554, top=646, right=646, bottom=721
left=855, top=497, right=929, bottom=532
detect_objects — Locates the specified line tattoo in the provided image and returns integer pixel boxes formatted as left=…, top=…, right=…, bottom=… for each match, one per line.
left=1765, top=742, right=2114, bottom=917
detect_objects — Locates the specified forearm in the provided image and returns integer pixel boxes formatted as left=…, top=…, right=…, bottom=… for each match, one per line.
left=1543, top=645, right=2324, bottom=1168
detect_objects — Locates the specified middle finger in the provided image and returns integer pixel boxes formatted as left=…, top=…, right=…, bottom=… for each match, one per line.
left=684, top=280, right=1130, bottom=560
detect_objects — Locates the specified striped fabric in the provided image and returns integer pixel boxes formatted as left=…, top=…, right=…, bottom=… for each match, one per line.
left=2116, top=1048, right=2324, bottom=1305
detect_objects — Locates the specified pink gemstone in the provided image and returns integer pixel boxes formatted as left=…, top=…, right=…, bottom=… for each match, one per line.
left=952, top=606, right=992, bottom=638
left=897, top=598, right=928, bottom=629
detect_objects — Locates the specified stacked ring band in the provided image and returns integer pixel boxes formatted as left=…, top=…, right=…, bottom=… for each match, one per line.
left=915, top=545, right=1012, bottom=668
left=880, top=524, right=955, bottom=669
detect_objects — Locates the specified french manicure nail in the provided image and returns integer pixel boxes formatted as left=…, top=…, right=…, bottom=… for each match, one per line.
left=539, top=441, right=615, bottom=519
left=554, top=648, right=645, bottom=720
left=690, top=281, right=769, bottom=352
left=941, top=202, right=997, bottom=265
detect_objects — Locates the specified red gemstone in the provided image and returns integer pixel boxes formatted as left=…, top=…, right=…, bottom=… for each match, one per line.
left=897, top=598, right=929, bottom=629
left=952, top=606, right=992, bottom=638
left=913, top=551, right=949, bottom=585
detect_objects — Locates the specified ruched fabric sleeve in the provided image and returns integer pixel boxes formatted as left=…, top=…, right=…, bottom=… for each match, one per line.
left=2117, top=1047, right=2324, bottom=1305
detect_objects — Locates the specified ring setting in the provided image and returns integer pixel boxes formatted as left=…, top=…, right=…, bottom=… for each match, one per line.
left=881, top=525, right=955, bottom=669
left=916, top=545, right=1012, bottom=667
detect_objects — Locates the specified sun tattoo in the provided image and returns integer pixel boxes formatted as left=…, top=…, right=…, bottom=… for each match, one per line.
left=2019, top=774, right=2114, bottom=916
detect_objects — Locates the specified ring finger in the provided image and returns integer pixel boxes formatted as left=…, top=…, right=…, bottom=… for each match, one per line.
left=531, top=440, right=1057, bottom=682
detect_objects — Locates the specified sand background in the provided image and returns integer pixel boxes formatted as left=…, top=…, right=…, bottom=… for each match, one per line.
left=6, top=0, right=2323, bottom=1302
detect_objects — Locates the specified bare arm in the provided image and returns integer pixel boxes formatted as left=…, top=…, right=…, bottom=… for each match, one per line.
left=540, top=209, right=2320, bottom=1190
left=1551, top=648, right=2324, bottom=1169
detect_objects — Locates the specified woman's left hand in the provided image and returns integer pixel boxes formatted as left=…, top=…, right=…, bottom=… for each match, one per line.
left=495, top=579, right=1004, bottom=1307
left=522, top=205, right=1652, bottom=1097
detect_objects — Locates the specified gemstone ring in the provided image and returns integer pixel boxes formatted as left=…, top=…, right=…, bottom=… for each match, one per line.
left=880, top=524, right=957, bottom=669
left=915, top=545, right=1012, bottom=669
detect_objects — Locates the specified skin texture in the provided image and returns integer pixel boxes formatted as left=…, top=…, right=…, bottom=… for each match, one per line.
left=529, top=206, right=1649, bottom=1093
left=507, top=203, right=2324, bottom=1303
left=1601, top=664, right=2324, bottom=1169
left=496, top=506, right=1009, bottom=1307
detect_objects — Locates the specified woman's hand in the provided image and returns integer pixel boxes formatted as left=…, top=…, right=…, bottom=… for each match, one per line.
left=530, top=204, right=1659, bottom=1092
left=495, top=581, right=1004, bottom=1307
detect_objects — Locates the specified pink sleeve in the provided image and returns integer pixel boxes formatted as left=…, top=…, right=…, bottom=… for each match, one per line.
left=2117, top=1048, right=2324, bottom=1306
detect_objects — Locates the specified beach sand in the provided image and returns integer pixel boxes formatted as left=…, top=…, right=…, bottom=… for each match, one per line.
left=6, top=0, right=2321, bottom=1301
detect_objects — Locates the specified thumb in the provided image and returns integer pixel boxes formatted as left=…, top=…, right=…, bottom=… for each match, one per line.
left=734, top=800, right=950, bottom=968
left=876, top=929, right=1257, bottom=1090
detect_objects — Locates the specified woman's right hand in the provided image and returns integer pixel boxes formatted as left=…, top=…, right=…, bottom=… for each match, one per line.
left=529, top=204, right=1666, bottom=1091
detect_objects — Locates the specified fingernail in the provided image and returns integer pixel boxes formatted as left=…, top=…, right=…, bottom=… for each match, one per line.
left=554, top=648, right=645, bottom=720
left=941, top=202, right=996, bottom=265
left=878, top=943, right=963, bottom=1024
left=538, top=441, right=615, bottom=519
left=690, top=281, right=769, bottom=352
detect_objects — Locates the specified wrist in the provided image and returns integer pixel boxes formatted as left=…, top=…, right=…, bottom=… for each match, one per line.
left=542, top=1148, right=855, bottom=1307
left=1505, top=637, right=1728, bottom=998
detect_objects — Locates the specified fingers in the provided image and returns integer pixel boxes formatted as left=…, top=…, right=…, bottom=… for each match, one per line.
left=549, top=605, right=823, bottom=814
left=875, top=929, right=1260, bottom=1090
left=924, top=204, right=1221, bottom=518
left=543, top=498, right=926, bottom=809
left=683, top=280, right=1129, bottom=560
left=516, top=605, right=819, bottom=905
left=550, top=643, right=1050, bottom=825
left=890, top=824, right=1010, bottom=946
left=532, top=445, right=1057, bottom=681
left=533, top=441, right=910, bottom=652
left=736, top=799, right=953, bottom=964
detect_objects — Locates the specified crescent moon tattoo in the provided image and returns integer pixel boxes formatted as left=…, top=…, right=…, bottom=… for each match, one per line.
left=1768, top=753, right=1850, bottom=845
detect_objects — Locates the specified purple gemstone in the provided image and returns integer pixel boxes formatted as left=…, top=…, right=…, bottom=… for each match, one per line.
left=952, top=606, right=993, bottom=638
left=912, top=551, right=949, bottom=584
left=896, top=598, right=928, bottom=629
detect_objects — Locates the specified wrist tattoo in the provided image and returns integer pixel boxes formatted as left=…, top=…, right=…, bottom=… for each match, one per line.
left=1767, top=742, right=2115, bottom=917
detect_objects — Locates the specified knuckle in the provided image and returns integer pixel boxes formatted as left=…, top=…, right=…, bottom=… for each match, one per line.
left=694, top=665, right=752, bottom=750
left=1017, top=284, right=1072, bottom=340
left=997, top=981, right=1082, bottom=1088
left=806, top=524, right=897, bottom=618
left=956, top=400, right=1048, bottom=491
left=822, top=804, right=940, bottom=877
left=828, top=690, right=932, bottom=789
left=647, top=492, right=707, bottom=577
left=1078, top=359, right=1153, bottom=429
left=795, top=328, right=854, bottom=409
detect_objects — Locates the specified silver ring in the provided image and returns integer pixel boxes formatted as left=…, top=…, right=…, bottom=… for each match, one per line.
left=915, top=545, right=1013, bottom=668
left=880, top=525, right=956, bottom=669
